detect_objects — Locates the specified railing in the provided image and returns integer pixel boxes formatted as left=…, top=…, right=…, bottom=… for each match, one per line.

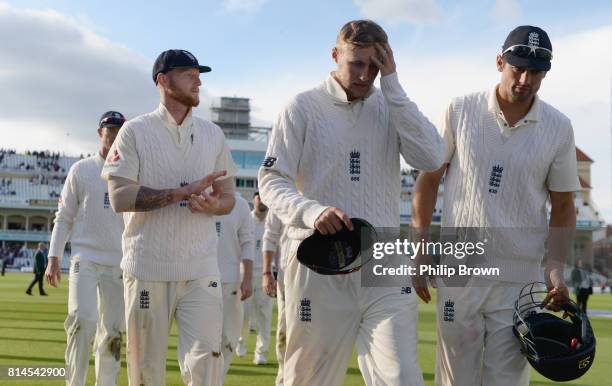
left=0, top=230, right=50, bottom=242
left=222, top=127, right=271, bottom=142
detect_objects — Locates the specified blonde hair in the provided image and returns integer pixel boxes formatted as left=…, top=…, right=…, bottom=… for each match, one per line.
left=336, top=20, right=388, bottom=47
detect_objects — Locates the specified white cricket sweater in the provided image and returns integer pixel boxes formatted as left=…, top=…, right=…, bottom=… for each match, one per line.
left=262, top=212, right=285, bottom=270
left=441, top=89, right=580, bottom=282
left=258, top=72, right=444, bottom=241
left=251, top=211, right=266, bottom=277
left=215, top=193, right=254, bottom=284
left=101, top=104, right=238, bottom=281
left=49, top=154, right=124, bottom=266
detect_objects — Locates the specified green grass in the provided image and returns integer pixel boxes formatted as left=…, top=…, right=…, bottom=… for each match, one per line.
left=0, top=273, right=609, bottom=385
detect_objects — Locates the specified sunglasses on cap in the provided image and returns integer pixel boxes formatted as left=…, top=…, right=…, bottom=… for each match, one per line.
left=100, top=116, right=126, bottom=128
left=502, top=44, right=553, bottom=61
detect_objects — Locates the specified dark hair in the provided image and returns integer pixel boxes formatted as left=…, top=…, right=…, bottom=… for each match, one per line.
left=253, top=191, right=260, bottom=198
left=336, top=20, right=388, bottom=47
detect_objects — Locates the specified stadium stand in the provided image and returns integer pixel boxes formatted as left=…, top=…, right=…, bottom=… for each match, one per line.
left=0, top=149, right=84, bottom=272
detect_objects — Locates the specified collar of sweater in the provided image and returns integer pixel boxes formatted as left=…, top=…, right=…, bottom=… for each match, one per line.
left=488, top=84, right=541, bottom=124
left=325, top=73, right=376, bottom=105
left=156, top=103, right=194, bottom=145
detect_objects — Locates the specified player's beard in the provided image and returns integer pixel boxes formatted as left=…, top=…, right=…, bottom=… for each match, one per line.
left=510, top=84, right=533, bottom=103
left=166, top=80, right=200, bottom=107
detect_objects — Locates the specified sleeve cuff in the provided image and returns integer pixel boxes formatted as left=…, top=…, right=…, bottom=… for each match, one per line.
left=380, top=72, right=404, bottom=99
left=303, top=204, right=329, bottom=229
left=101, top=170, right=137, bottom=182
left=262, top=240, right=277, bottom=253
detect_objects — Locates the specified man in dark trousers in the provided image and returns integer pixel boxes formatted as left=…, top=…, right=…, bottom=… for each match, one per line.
left=571, top=259, right=592, bottom=313
left=26, top=242, right=48, bottom=296
left=1, top=251, right=8, bottom=276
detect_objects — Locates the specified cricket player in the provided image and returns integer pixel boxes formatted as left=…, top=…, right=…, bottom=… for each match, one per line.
left=237, top=192, right=273, bottom=365
left=215, top=192, right=254, bottom=381
left=102, top=49, right=238, bottom=385
left=259, top=20, right=444, bottom=386
left=45, top=111, right=126, bottom=386
left=412, top=26, right=578, bottom=386
left=262, top=211, right=287, bottom=386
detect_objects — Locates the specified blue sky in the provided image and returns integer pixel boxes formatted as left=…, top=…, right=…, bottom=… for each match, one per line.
left=0, top=0, right=611, bottom=221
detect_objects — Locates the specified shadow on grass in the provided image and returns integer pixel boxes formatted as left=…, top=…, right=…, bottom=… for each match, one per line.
left=0, top=325, right=65, bottom=332
left=0, top=354, right=67, bottom=364
left=1, top=300, right=66, bottom=307
left=0, top=336, right=65, bottom=344
left=227, top=368, right=278, bottom=376
left=0, top=316, right=64, bottom=323
left=0, top=308, right=66, bottom=315
left=0, top=355, right=129, bottom=369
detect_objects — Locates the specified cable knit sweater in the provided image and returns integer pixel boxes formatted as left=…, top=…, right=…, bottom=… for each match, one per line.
left=49, top=154, right=123, bottom=266
left=440, top=90, right=580, bottom=282
left=102, top=104, right=238, bottom=281
left=262, top=212, right=285, bottom=270
left=259, top=72, right=444, bottom=241
left=251, top=211, right=266, bottom=277
left=215, top=193, right=254, bottom=284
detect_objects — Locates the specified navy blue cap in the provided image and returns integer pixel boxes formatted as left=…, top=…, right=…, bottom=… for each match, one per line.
left=297, top=218, right=377, bottom=275
left=99, top=111, right=126, bottom=128
left=502, top=26, right=552, bottom=71
left=152, top=49, right=211, bottom=84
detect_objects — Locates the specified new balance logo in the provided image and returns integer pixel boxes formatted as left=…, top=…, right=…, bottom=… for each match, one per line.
left=262, top=157, right=277, bottom=168
left=444, top=299, right=455, bottom=322
left=488, top=164, right=504, bottom=194
left=299, top=298, right=312, bottom=322
left=401, top=286, right=412, bottom=294
left=103, top=192, right=110, bottom=209
left=208, top=281, right=218, bottom=288
left=215, top=222, right=221, bottom=235
left=140, top=290, right=150, bottom=309
left=349, top=150, right=361, bottom=182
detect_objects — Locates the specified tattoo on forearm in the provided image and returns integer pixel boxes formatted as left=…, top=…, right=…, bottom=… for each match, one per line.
left=134, top=186, right=175, bottom=212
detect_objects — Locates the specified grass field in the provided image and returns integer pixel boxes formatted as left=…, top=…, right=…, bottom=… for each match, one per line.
left=0, top=273, right=609, bottom=385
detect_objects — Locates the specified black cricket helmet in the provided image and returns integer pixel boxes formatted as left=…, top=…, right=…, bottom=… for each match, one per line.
left=513, top=282, right=596, bottom=382
left=297, top=218, right=377, bottom=275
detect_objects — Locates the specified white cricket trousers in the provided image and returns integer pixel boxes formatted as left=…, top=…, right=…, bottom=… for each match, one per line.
left=65, top=258, right=124, bottom=386
left=123, top=274, right=223, bottom=386
left=275, top=269, right=286, bottom=386
left=221, top=282, right=243, bottom=381
left=238, top=284, right=273, bottom=361
left=435, top=278, right=529, bottom=386
left=283, top=240, right=424, bottom=386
